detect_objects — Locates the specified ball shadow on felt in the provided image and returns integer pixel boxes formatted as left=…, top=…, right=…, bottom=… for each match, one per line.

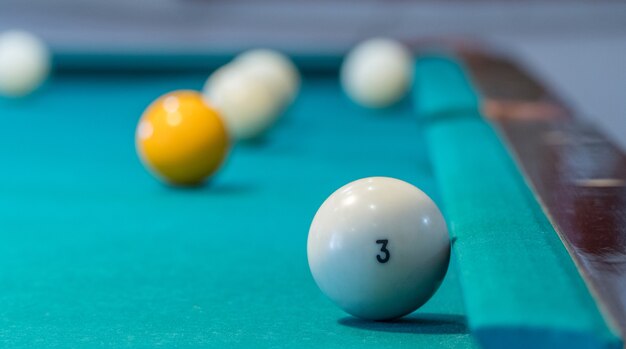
left=337, top=313, right=469, bottom=335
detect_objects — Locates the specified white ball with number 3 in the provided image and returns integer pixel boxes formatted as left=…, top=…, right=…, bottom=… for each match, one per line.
left=307, top=177, right=450, bottom=320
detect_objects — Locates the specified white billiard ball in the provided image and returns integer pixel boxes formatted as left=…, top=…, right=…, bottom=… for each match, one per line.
left=307, top=177, right=450, bottom=320
left=203, top=64, right=282, bottom=141
left=234, top=49, right=300, bottom=107
left=0, top=30, right=51, bottom=97
left=341, top=38, right=413, bottom=108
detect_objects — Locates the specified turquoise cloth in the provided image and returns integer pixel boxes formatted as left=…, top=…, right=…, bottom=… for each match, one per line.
left=413, top=56, right=620, bottom=349
left=0, top=72, right=476, bottom=348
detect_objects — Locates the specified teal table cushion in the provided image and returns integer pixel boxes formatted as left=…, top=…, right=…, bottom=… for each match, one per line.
left=414, top=56, right=620, bottom=349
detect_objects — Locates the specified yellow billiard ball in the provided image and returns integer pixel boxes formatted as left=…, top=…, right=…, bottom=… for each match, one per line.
left=135, top=90, right=230, bottom=186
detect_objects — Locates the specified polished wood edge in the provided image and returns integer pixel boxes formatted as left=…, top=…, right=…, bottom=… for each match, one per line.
left=459, top=49, right=626, bottom=340
left=457, top=49, right=571, bottom=121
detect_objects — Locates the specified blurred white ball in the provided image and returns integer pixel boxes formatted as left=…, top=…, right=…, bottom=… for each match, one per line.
left=0, top=30, right=50, bottom=97
left=234, top=49, right=300, bottom=107
left=341, top=38, right=413, bottom=108
left=203, top=64, right=282, bottom=141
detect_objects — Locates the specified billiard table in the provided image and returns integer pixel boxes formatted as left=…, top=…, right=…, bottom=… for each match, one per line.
left=0, top=47, right=624, bottom=349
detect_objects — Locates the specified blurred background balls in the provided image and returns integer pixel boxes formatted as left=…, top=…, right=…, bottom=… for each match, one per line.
left=341, top=38, right=413, bottom=108
left=203, top=64, right=283, bottom=141
left=203, top=49, right=300, bottom=141
left=0, top=30, right=50, bottom=97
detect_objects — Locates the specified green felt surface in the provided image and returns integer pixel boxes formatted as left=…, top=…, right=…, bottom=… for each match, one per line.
left=0, top=72, right=476, bottom=348
left=414, top=56, right=620, bottom=349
